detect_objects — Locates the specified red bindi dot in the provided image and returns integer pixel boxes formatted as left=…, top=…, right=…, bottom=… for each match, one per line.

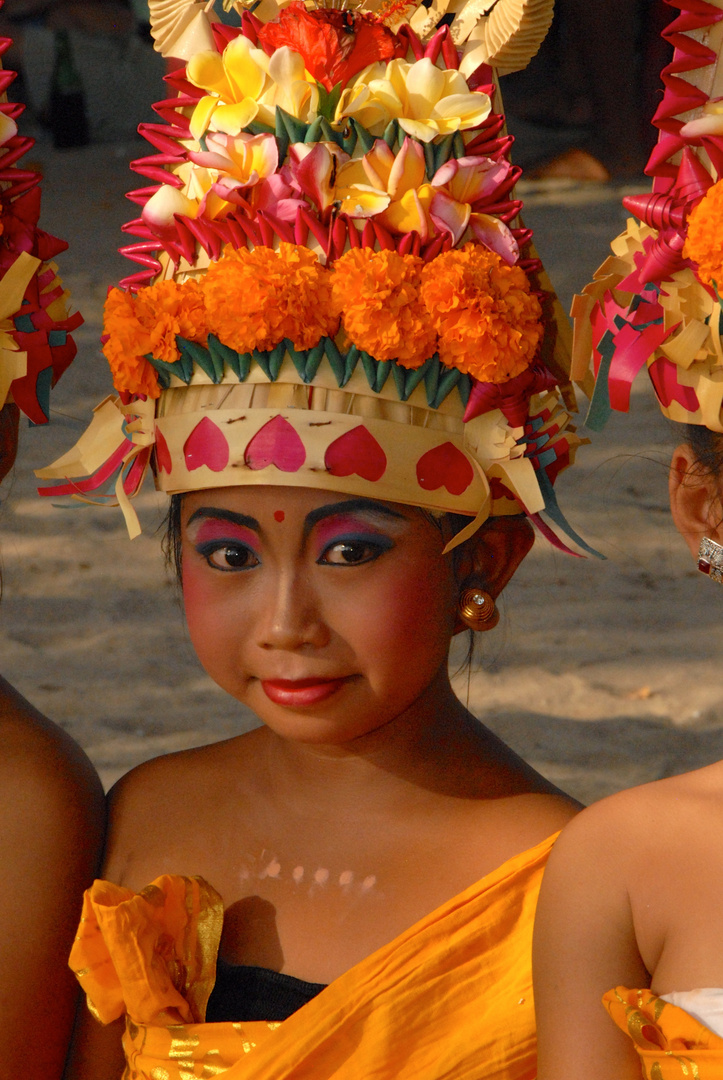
left=273, top=510, right=285, bottom=522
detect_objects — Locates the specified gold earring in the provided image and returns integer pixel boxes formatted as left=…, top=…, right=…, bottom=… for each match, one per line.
left=458, top=588, right=499, bottom=631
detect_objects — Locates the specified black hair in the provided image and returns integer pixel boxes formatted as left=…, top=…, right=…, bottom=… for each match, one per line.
left=685, top=423, right=723, bottom=481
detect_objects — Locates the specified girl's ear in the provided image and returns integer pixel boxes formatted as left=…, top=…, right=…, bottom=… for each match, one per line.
left=452, top=514, right=534, bottom=617
left=669, top=443, right=723, bottom=560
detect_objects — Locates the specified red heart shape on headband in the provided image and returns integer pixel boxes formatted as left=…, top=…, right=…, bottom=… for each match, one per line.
left=183, top=417, right=230, bottom=473
left=324, top=426, right=387, bottom=482
left=155, top=427, right=172, bottom=475
left=245, top=415, right=306, bottom=472
left=416, top=442, right=474, bottom=496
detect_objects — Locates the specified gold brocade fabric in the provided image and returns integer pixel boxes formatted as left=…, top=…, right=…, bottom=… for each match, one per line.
left=604, top=987, right=723, bottom=1078
left=70, top=833, right=558, bottom=1080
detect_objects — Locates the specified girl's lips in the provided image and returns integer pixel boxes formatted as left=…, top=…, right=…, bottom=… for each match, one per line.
left=260, top=677, right=348, bottom=707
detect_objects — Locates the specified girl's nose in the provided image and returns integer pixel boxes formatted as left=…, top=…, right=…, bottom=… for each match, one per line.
left=257, top=573, right=330, bottom=651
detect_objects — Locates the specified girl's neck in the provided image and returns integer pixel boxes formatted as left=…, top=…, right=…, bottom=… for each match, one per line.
left=254, top=668, right=517, bottom=817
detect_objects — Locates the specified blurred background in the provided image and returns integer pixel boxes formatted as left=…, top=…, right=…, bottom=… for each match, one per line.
left=1, top=0, right=721, bottom=805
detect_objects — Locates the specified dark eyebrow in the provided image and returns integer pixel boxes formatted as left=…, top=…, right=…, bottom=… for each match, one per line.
left=304, top=498, right=406, bottom=535
left=186, top=507, right=261, bottom=531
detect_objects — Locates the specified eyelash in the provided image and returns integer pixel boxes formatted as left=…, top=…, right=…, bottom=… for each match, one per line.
left=317, top=534, right=393, bottom=566
left=195, top=540, right=260, bottom=572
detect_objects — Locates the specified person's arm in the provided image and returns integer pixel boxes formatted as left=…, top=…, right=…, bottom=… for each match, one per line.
left=63, top=766, right=154, bottom=1080
left=533, top=798, right=649, bottom=1080
left=0, top=677, right=105, bottom=1080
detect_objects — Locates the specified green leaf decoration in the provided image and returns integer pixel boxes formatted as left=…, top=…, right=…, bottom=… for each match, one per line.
left=207, top=334, right=238, bottom=380
left=361, top=350, right=377, bottom=390
left=275, top=110, right=290, bottom=164
left=172, top=341, right=195, bottom=382
left=282, top=108, right=309, bottom=144
left=432, top=366, right=461, bottom=409
left=374, top=359, right=392, bottom=393
left=392, top=361, right=407, bottom=400
left=423, top=140, right=436, bottom=180
left=246, top=119, right=275, bottom=136
left=343, top=344, right=360, bottom=385
left=452, top=131, right=466, bottom=158
left=305, top=116, right=324, bottom=143
left=285, top=338, right=308, bottom=381
left=317, top=82, right=342, bottom=122
left=318, top=116, right=343, bottom=148
left=433, top=133, right=455, bottom=174
left=269, top=341, right=286, bottom=379
left=324, top=337, right=345, bottom=386
left=177, top=337, right=221, bottom=383
left=404, top=355, right=435, bottom=399
left=146, top=355, right=174, bottom=389
left=236, top=353, right=252, bottom=381
left=305, top=341, right=325, bottom=382
left=352, top=119, right=375, bottom=154
left=337, top=120, right=357, bottom=155
left=383, top=119, right=398, bottom=150
left=253, top=348, right=273, bottom=380
left=424, top=354, right=440, bottom=406
left=457, top=373, right=471, bottom=408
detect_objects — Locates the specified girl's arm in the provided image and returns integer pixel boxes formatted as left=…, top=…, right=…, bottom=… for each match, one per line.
left=533, top=799, right=649, bottom=1080
left=0, top=678, right=105, bottom=1080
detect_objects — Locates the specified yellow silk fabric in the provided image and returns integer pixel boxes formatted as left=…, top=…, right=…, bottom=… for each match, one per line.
left=604, top=986, right=723, bottom=1078
left=70, top=833, right=557, bottom=1080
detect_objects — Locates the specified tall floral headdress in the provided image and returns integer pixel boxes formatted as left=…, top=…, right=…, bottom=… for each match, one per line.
left=37, top=0, right=593, bottom=556
left=572, top=0, right=723, bottom=435
left=0, top=10, right=82, bottom=425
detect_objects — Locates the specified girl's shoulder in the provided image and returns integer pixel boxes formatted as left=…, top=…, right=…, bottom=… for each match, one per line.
left=0, top=676, right=104, bottom=819
left=103, top=728, right=266, bottom=888
left=539, top=761, right=723, bottom=929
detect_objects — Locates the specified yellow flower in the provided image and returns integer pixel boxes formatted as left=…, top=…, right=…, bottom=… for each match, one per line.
left=188, top=38, right=318, bottom=140
left=335, top=138, right=435, bottom=240
left=335, top=58, right=491, bottom=143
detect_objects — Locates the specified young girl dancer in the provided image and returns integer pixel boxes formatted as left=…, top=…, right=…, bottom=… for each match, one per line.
left=42, top=0, right=595, bottom=1075
left=0, top=18, right=104, bottom=1078
left=535, top=5, right=723, bottom=1077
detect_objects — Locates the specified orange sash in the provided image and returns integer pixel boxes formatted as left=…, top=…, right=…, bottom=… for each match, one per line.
left=604, top=986, right=723, bottom=1078
left=71, top=833, right=557, bottom=1080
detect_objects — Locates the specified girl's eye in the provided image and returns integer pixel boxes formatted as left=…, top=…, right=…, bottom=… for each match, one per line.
left=196, top=542, right=260, bottom=571
left=319, top=537, right=392, bottom=566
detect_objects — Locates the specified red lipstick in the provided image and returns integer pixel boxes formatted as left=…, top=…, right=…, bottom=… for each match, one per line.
left=261, top=678, right=347, bottom=707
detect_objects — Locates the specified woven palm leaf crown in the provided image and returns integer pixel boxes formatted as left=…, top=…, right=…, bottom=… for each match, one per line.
left=0, top=7, right=81, bottom=425
left=573, top=0, right=723, bottom=436
left=37, top=0, right=592, bottom=556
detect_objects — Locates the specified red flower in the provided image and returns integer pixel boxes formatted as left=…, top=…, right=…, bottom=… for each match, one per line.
left=258, top=2, right=400, bottom=92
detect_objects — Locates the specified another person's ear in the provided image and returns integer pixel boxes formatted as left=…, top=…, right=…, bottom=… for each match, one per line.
left=451, top=515, right=534, bottom=635
left=669, top=442, right=723, bottom=559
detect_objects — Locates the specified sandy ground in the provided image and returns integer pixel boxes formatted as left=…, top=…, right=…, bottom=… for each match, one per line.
left=1, top=133, right=721, bottom=806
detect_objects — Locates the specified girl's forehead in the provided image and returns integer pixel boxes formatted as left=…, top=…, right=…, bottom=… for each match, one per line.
left=182, top=486, right=412, bottom=522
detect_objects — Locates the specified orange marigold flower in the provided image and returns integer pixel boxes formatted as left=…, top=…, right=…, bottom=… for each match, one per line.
left=331, top=248, right=437, bottom=368
left=203, top=243, right=338, bottom=353
left=102, top=288, right=160, bottom=399
left=420, top=244, right=543, bottom=383
left=684, top=179, right=723, bottom=288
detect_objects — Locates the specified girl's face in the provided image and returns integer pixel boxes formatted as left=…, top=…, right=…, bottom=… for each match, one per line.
left=180, top=486, right=459, bottom=745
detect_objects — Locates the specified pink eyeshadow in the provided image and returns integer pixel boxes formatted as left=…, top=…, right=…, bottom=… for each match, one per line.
left=193, top=519, right=258, bottom=548
left=313, top=515, right=383, bottom=551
